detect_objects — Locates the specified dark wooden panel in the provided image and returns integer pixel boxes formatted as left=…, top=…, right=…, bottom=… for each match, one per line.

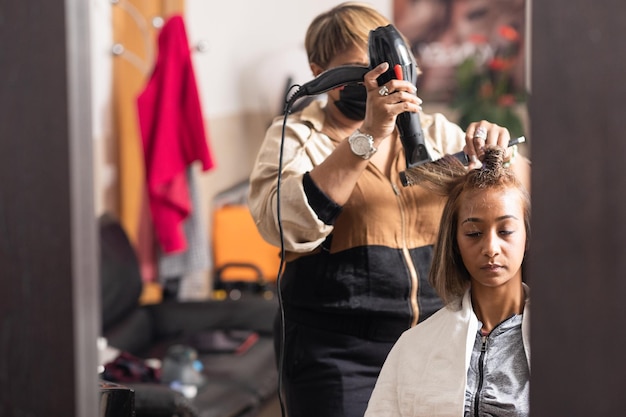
left=0, top=0, right=98, bottom=415
left=529, top=0, right=626, bottom=415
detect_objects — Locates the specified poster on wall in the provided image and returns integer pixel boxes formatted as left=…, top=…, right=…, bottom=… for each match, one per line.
left=393, top=0, right=527, bottom=105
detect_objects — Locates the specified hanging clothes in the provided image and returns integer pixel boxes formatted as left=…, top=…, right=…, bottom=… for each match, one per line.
left=158, top=164, right=211, bottom=282
left=136, top=14, right=214, bottom=254
left=112, top=0, right=185, bottom=251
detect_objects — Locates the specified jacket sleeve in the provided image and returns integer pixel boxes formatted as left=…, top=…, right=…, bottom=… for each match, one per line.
left=423, top=112, right=467, bottom=158
left=248, top=116, right=336, bottom=253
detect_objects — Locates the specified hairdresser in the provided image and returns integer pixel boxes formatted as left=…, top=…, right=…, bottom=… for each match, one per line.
left=248, top=3, right=529, bottom=417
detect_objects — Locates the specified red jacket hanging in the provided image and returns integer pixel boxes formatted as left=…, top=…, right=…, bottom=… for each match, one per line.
left=137, top=14, right=214, bottom=253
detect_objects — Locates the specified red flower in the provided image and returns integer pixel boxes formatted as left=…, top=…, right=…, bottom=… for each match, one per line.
left=498, top=25, right=520, bottom=43
left=488, top=57, right=514, bottom=72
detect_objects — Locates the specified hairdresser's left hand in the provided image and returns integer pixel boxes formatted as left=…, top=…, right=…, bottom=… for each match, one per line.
left=360, top=62, right=422, bottom=142
left=464, top=121, right=512, bottom=169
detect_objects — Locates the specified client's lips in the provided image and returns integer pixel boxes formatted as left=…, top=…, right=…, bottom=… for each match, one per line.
left=481, top=263, right=503, bottom=271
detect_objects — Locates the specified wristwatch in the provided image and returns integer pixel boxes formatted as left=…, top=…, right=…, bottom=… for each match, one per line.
left=348, top=129, right=377, bottom=160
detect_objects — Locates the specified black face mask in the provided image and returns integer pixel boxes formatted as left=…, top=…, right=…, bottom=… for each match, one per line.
left=334, top=83, right=367, bottom=121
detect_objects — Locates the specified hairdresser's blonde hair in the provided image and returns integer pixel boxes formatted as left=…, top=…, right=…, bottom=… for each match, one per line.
left=305, top=2, right=390, bottom=69
left=419, top=147, right=531, bottom=303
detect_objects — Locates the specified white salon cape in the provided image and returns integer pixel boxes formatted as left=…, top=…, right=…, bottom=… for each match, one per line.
left=364, top=287, right=530, bottom=417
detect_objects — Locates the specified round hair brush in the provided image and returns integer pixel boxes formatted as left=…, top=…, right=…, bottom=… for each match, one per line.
left=399, top=136, right=526, bottom=187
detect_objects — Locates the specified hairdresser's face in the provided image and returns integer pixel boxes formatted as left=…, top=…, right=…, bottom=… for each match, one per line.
left=456, top=187, right=526, bottom=290
left=318, top=46, right=369, bottom=102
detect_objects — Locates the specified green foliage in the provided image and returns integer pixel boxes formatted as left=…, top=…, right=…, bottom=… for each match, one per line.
left=450, top=26, right=526, bottom=138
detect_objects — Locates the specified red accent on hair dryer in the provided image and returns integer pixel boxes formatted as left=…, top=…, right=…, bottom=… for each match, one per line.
left=394, top=64, right=403, bottom=81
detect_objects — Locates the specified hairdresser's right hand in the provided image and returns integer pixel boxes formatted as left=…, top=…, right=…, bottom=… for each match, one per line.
left=360, top=62, right=422, bottom=140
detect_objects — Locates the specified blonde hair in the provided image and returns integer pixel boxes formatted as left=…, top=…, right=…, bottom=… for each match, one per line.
left=417, top=147, right=531, bottom=303
left=305, top=2, right=390, bottom=69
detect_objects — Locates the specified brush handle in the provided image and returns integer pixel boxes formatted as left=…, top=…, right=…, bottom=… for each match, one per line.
left=452, top=136, right=526, bottom=165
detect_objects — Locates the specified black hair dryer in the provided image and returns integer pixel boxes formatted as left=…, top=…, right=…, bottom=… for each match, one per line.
left=368, top=24, right=431, bottom=171
left=286, top=24, right=431, bottom=181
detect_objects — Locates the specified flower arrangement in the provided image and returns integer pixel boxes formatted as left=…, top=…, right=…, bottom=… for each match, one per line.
left=451, top=25, right=526, bottom=138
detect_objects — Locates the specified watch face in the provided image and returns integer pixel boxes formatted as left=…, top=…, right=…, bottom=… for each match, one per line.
left=352, top=135, right=371, bottom=155
left=349, top=131, right=376, bottom=159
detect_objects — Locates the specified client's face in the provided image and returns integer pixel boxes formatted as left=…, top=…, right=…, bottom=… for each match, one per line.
left=456, top=187, right=526, bottom=290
